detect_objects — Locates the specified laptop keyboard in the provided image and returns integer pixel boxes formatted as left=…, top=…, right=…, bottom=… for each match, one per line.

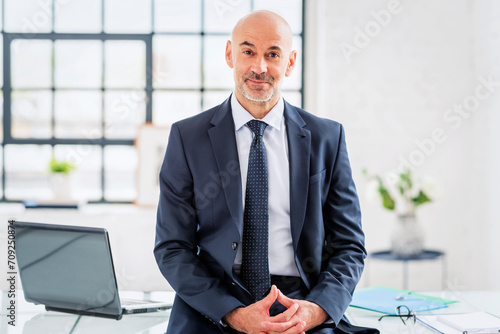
left=121, top=298, right=150, bottom=305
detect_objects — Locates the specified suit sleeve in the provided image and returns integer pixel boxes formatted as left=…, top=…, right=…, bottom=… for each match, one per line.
left=154, top=123, right=244, bottom=328
left=305, top=124, right=367, bottom=325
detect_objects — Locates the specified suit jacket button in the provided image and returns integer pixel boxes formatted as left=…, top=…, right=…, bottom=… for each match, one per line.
left=232, top=242, right=238, bottom=250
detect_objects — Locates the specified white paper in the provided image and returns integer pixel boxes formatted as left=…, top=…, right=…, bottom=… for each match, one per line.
left=417, top=315, right=462, bottom=334
left=439, top=312, right=500, bottom=332
left=418, top=312, right=500, bottom=333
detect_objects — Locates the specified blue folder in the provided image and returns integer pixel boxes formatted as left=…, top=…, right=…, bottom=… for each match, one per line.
left=350, top=287, right=448, bottom=315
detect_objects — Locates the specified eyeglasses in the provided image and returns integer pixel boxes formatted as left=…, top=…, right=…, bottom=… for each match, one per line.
left=378, top=305, right=416, bottom=325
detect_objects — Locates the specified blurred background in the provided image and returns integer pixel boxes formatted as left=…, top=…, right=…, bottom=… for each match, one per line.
left=0, top=0, right=499, bottom=294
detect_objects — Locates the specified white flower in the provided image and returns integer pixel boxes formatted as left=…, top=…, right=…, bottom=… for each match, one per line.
left=365, top=180, right=379, bottom=203
left=421, top=176, right=440, bottom=199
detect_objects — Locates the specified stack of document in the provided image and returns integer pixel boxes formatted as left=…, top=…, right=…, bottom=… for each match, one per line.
left=418, top=311, right=500, bottom=333
left=350, top=286, right=451, bottom=314
left=350, top=287, right=500, bottom=333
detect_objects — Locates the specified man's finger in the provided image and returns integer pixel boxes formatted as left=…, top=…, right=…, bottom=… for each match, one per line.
left=268, top=302, right=299, bottom=323
left=263, top=318, right=306, bottom=334
left=281, top=320, right=306, bottom=334
left=260, top=285, right=279, bottom=309
left=276, top=289, right=296, bottom=308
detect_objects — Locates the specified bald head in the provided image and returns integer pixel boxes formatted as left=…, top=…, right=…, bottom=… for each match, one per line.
left=231, top=10, right=293, bottom=52
left=225, top=10, right=297, bottom=117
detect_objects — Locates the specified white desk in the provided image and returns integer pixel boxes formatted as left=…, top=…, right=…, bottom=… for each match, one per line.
left=1, top=290, right=499, bottom=333
left=0, top=291, right=175, bottom=334
left=346, top=290, right=500, bottom=333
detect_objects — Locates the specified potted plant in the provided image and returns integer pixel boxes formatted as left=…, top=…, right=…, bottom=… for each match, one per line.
left=49, top=157, right=76, bottom=200
left=365, top=169, right=433, bottom=257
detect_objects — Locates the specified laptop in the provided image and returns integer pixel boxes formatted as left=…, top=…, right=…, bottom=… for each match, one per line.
left=12, top=220, right=172, bottom=320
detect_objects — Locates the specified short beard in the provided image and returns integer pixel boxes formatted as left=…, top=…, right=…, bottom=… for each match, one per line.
left=237, top=72, right=277, bottom=103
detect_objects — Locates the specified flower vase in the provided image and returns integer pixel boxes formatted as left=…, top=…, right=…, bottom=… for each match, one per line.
left=390, top=214, right=424, bottom=257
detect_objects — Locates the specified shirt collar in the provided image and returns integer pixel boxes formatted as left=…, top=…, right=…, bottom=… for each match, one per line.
left=231, top=92, right=284, bottom=132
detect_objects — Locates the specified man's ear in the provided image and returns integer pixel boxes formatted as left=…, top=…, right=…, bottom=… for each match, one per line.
left=225, top=40, right=234, bottom=69
left=285, top=50, right=297, bottom=77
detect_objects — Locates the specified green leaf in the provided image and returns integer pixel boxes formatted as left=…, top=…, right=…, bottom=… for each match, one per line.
left=398, top=184, right=405, bottom=196
left=412, top=190, right=431, bottom=207
left=50, top=157, right=76, bottom=174
left=399, top=170, right=412, bottom=190
left=376, top=176, right=395, bottom=210
left=381, top=190, right=396, bottom=210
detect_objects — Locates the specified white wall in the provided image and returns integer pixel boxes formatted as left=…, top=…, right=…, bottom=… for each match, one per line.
left=305, top=0, right=500, bottom=290
left=473, top=0, right=500, bottom=289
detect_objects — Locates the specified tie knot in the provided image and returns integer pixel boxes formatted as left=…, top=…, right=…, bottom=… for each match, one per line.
left=246, top=120, right=267, bottom=137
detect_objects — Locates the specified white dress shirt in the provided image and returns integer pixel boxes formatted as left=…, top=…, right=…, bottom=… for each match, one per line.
left=231, top=93, right=300, bottom=277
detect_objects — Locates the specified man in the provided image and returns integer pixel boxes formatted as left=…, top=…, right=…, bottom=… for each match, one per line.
left=154, top=10, right=369, bottom=334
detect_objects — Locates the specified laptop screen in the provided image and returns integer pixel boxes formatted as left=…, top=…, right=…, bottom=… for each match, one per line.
left=14, top=221, right=122, bottom=317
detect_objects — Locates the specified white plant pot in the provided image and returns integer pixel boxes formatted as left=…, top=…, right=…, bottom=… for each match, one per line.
left=390, top=214, right=424, bottom=257
left=50, top=173, right=73, bottom=200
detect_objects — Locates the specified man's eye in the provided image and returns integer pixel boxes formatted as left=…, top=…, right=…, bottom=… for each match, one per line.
left=269, top=53, right=279, bottom=58
left=244, top=50, right=253, bottom=55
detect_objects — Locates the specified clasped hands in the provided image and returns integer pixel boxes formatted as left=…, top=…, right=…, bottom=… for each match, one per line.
left=223, top=285, right=328, bottom=334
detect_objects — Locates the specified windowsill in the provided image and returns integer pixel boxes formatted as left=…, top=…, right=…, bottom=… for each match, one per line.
left=0, top=202, right=156, bottom=216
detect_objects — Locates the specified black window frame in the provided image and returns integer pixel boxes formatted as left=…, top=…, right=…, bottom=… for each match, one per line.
left=0, top=0, right=306, bottom=203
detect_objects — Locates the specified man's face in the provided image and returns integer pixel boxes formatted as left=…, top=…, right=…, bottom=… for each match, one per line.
left=226, top=19, right=296, bottom=103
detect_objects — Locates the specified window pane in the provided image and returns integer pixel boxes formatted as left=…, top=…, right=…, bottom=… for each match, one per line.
left=254, top=0, right=303, bottom=34
left=0, top=92, right=3, bottom=143
left=203, top=0, right=251, bottom=33
left=203, top=90, right=232, bottom=111
left=55, top=40, right=102, bottom=88
left=5, top=0, right=53, bottom=33
left=11, top=39, right=52, bottom=88
left=104, top=0, right=152, bottom=33
left=0, top=36, right=3, bottom=87
left=54, top=0, right=102, bottom=33
left=105, top=41, right=146, bottom=88
left=55, top=90, right=102, bottom=138
left=204, top=36, right=233, bottom=89
left=104, top=146, right=137, bottom=201
left=12, top=90, right=52, bottom=138
left=154, top=0, right=201, bottom=33
left=282, top=91, right=302, bottom=108
left=0, top=147, right=3, bottom=198
left=153, top=91, right=201, bottom=125
left=153, top=35, right=201, bottom=89
left=105, top=90, right=146, bottom=139
left=54, top=145, right=102, bottom=201
left=282, top=36, right=302, bottom=90
left=5, top=145, right=52, bottom=200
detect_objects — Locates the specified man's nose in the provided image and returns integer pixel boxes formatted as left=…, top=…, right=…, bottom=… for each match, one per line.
left=250, top=56, right=267, bottom=74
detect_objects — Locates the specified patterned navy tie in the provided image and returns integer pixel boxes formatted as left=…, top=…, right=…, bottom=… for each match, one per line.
left=241, top=120, right=271, bottom=301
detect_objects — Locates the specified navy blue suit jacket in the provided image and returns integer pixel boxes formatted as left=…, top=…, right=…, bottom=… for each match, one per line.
left=154, top=97, right=366, bottom=333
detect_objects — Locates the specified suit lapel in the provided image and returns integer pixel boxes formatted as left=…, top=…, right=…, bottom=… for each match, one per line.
left=208, top=98, right=244, bottom=236
left=284, top=102, right=311, bottom=251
